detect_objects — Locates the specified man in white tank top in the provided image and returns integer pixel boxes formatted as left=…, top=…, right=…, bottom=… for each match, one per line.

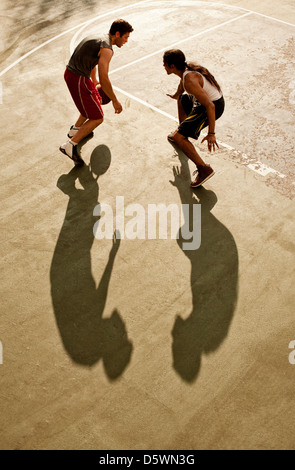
left=163, top=49, right=225, bottom=188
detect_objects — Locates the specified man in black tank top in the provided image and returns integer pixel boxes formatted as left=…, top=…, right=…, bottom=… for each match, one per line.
left=59, top=20, right=133, bottom=165
left=67, top=35, right=114, bottom=79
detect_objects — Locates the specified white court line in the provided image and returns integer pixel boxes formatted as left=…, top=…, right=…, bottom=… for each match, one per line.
left=69, top=0, right=151, bottom=54
left=0, top=0, right=151, bottom=78
left=0, top=0, right=291, bottom=180
left=113, top=85, right=179, bottom=121
left=109, top=12, right=252, bottom=76
left=207, top=1, right=295, bottom=27
left=70, top=0, right=295, bottom=55
left=71, top=0, right=295, bottom=51
left=1, top=1, right=294, bottom=78
left=67, top=3, right=290, bottom=180
left=113, top=85, right=287, bottom=179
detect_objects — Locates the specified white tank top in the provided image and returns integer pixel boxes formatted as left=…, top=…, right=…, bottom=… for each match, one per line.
left=183, top=70, right=222, bottom=101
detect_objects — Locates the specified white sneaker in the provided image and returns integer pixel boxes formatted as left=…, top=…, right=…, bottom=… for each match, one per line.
left=67, top=125, right=80, bottom=138
left=67, top=125, right=94, bottom=140
left=59, top=141, right=84, bottom=166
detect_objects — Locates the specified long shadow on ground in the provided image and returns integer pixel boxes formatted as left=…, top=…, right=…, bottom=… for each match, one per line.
left=170, top=147, right=239, bottom=382
left=50, top=145, right=132, bottom=379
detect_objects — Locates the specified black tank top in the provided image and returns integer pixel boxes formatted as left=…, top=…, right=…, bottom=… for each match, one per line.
left=67, top=34, right=113, bottom=78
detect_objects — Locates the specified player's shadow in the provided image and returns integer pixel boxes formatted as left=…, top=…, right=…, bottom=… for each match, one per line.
left=50, top=145, right=133, bottom=379
left=170, top=147, right=239, bottom=382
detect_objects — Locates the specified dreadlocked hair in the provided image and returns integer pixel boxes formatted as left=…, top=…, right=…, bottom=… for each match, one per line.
left=163, top=49, right=222, bottom=93
left=186, top=61, right=222, bottom=93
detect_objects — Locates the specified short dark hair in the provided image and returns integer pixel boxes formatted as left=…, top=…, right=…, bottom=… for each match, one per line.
left=109, top=19, right=134, bottom=36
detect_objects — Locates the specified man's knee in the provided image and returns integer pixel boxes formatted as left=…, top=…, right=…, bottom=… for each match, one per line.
left=172, top=131, right=187, bottom=144
left=92, top=117, right=104, bottom=128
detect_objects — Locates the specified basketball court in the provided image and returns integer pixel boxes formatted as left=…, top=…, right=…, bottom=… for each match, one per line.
left=0, top=0, right=294, bottom=450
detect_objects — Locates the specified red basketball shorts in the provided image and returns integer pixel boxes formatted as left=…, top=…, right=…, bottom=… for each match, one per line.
left=64, top=68, right=104, bottom=120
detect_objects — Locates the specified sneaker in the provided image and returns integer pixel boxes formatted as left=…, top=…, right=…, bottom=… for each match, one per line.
left=67, top=125, right=79, bottom=138
left=190, top=164, right=215, bottom=188
left=67, top=125, right=94, bottom=140
left=59, top=141, right=85, bottom=166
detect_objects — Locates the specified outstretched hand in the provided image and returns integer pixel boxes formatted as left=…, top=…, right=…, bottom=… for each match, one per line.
left=201, top=134, right=219, bottom=152
left=166, top=93, right=180, bottom=100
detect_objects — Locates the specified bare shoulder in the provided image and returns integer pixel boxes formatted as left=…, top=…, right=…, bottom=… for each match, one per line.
left=184, top=71, right=203, bottom=87
left=98, top=47, right=113, bottom=60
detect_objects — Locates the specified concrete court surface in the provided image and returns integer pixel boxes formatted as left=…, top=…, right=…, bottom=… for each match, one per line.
left=0, top=0, right=294, bottom=451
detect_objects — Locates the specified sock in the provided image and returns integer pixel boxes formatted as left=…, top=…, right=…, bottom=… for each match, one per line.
left=70, top=140, right=78, bottom=146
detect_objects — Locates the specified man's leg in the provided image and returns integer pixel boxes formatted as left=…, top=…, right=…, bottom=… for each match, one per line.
left=63, top=71, right=104, bottom=146
left=71, top=118, right=103, bottom=144
left=177, top=94, right=195, bottom=124
left=75, top=115, right=88, bottom=128
left=177, top=98, right=188, bottom=124
left=168, top=94, right=192, bottom=142
left=60, top=118, right=103, bottom=165
left=67, top=115, right=88, bottom=139
left=171, top=131, right=206, bottom=167
left=170, top=131, right=214, bottom=188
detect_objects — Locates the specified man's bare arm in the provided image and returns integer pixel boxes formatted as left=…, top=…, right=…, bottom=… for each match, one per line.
left=184, top=73, right=216, bottom=133
left=90, top=66, right=99, bottom=87
left=167, top=80, right=184, bottom=100
left=98, top=48, right=122, bottom=114
left=184, top=73, right=219, bottom=152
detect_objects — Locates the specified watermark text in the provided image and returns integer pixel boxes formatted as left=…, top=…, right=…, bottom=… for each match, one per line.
left=289, top=80, right=295, bottom=105
left=93, top=196, right=201, bottom=250
left=289, top=340, right=295, bottom=365
left=0, top=340, right=3, bottom=365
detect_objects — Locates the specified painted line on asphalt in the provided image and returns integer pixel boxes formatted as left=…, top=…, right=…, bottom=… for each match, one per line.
left=109, top=12, right=252, bottom=75
left=68, top=3, right=290, bottom=180
left=0, top=0, right=151, bottom=78
left=1, top=1, right=294, bottom=78
left=0, top=0, right=291, bottom=181
left=113, top=85, right=287, bottom=179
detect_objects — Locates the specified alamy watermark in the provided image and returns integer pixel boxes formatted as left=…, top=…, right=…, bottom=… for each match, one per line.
left=289, top=340, right=295, bottom=365
left=289, top=80, right=295, bottom=105
left=0, top=340, right=3, bottom=365
left=93, top=196, right=201, bottom=250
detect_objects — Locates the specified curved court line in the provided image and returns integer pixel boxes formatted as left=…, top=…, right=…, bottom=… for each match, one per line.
left=114, top=85, right=179, bottom=121
left=109, top=11, right=252, bottom=76
left=0, top=0, right=151, bottom=78
left=0, top=1, right=294, bottom=78
left=70, top=0, right=295, bottom=53
left=203, top=1, right=295, bottom=27
left=112, top=85, right=286, bottom=179
left=69, top=0, right=151, bottom=54
left=0, top=0, right=290, bottom=181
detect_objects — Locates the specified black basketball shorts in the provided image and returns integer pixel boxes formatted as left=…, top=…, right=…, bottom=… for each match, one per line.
left=177, top=94, right=225, bottom=140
